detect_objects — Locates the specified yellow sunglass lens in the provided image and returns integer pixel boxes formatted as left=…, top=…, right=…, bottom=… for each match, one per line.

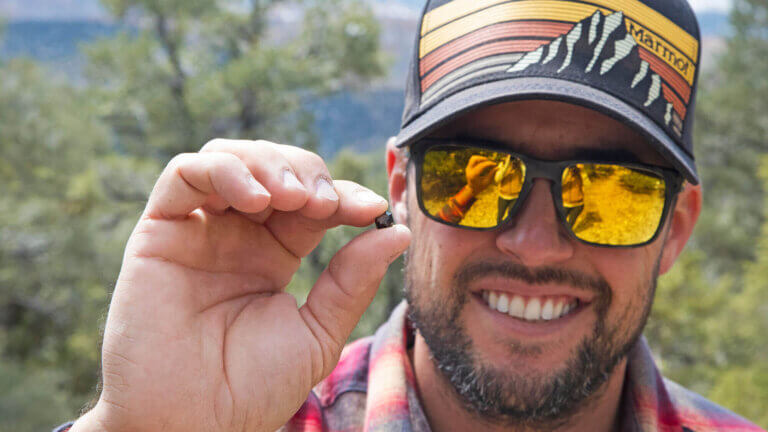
left=421, top=147, right=525, bottom=228
left=562, top=164, right=666, bottom=245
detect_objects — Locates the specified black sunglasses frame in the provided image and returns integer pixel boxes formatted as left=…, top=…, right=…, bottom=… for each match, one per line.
left=409, top=139, right=684, bottom=248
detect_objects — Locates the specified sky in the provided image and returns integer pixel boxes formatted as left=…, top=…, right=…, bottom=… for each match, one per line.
left=688, top=0, right=733, bottom=12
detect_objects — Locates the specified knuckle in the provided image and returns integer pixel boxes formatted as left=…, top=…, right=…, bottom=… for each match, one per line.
left=168, top=152, right=196, bottom=169
left=328, top=253, right=345, bottom=282
left=252, top=139, right=273, bottom=148
left=307, top=151, right=326, bottom=168
left=324, top=254, right=352, bottom=299
left=210, top=151, right=243, bottom=167
left=200, top=137, right=229, bottom=152
left=299, top=151, right=328, bottom=174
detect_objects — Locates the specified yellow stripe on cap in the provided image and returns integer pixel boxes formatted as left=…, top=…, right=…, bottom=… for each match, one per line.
left=420, top=1, right=605, bottom=58
left=421, top=0, right=510, bottom=36
left=421, top=0, right=698, bottom=62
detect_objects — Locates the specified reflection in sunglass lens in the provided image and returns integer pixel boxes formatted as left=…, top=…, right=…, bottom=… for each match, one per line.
left=421, top=146, right=525, bottom=228
left=562, top=164, right=666, bottom=245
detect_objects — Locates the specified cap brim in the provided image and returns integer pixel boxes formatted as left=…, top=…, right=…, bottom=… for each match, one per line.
left=396, top=77, right=698, bottom=184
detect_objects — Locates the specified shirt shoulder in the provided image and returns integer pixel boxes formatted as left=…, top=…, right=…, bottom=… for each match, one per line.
left=662, top=377, right=765, bottom=432
left=280, top=336, right=374, bottom=432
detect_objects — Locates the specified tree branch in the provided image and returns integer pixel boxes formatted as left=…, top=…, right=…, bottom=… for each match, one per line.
left=153, top=10, right=196, bottom=145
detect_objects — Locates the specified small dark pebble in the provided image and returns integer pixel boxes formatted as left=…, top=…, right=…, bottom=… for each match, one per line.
left=375, top=211, right=395, bottom=229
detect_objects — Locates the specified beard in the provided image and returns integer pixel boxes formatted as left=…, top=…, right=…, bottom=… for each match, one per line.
left=404, top=258, right=658, bottom=430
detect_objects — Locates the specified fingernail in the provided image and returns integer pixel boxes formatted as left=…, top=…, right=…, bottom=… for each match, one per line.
left=315, top=178, right=339, bottom=201
left=283, top=169, right=305, bottom=191
left=355, top=189, right=387, bottom=205
left=248, top=175, right=270, bottom=196
left=393, top=224, right=410, bottom=235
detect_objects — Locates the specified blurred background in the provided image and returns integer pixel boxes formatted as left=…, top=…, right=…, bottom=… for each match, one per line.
left=0, top=0, right=765, bottom=430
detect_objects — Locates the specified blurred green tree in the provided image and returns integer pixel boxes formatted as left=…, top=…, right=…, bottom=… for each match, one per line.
left=703, top=157, right=768, bottom=427
left=0, top=57, right=147, bottom=429
left=86, top=0, right=386, bottom=159
left=646, top=0, right=768, bottom=427
left=687, top=0, right=768, bottom=276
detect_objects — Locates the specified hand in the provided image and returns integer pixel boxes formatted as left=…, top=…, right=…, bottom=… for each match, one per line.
left=73, top=139, right=411, bottom=432
left=465, top=155, right=499, bottom=193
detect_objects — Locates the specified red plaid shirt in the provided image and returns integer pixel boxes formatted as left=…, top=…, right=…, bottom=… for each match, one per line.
left=55, top=301, right=764, bottom=432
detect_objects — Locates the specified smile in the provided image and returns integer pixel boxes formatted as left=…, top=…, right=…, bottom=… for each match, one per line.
left=480, top=291, right=582, bottom=322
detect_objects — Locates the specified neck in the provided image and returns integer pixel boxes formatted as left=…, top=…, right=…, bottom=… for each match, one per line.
left=410, top=333, right=627, bottom=432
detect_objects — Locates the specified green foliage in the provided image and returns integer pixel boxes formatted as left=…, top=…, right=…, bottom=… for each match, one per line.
left=646, top=1, right=768, bottom=426
left=709, top=366, right=768, bottom=427
left=84, top=0, right=386, bottom=159
left=646, top=251, right=732, bottom=395
left=0, top=57, right=152, bottom=430
left=688, top=0, right=768, bottom=276
left=0, top=362, right=82, bottom=432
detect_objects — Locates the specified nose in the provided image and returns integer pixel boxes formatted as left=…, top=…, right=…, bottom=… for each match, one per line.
left=496, top=179, right=575, bottom=266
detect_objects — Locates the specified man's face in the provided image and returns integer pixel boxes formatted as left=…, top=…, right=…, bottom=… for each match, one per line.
left=392, top=100, right=694, bottom=427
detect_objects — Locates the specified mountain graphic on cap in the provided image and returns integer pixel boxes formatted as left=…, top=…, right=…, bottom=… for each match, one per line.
left=506, top=11, right=682, bottom=138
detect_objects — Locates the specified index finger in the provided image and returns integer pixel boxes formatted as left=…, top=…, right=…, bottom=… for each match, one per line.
left=263, top=180, right=389, bottom=258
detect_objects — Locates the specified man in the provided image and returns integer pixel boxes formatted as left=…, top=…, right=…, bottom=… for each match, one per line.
left=59, top=0, right=765, bottom=431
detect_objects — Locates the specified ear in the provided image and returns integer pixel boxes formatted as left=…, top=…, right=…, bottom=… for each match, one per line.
left=386, top=137, right=409, bottom=225
left=658, top=182, right=702, bottom=275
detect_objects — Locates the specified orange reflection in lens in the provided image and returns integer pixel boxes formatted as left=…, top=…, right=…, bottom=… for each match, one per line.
left=421, top=147, right=525, bottom=228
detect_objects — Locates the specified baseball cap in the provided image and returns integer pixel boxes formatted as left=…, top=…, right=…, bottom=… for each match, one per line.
left=396, top=0, right=702, bottom=184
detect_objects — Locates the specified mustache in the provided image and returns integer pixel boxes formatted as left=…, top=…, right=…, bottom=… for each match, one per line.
left=454, top=261, right=612, bottom=300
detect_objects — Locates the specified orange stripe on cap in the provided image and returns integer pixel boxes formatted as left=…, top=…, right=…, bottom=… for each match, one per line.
left=639, top=48, right=691, bottom=104
left=420, top=21, right=573, bottom=77
left=663, top=83, right=687, bottom=120
left=421, top=39, right=548, bottom=92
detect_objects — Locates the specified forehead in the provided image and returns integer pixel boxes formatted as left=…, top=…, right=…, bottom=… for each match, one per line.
left=427, top=100, right=668, bottom=166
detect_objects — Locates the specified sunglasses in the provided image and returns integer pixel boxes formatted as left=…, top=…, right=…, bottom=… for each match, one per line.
left=410, top=139, right=683, bottom=247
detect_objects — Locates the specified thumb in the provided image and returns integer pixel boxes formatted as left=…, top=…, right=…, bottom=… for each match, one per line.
left=299, top=224, right=411, bottom=381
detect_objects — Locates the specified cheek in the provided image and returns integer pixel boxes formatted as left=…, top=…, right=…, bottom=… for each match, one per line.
left=408, top=209, right=495, bottom=293
left=585, top=245, right=660, bottom=323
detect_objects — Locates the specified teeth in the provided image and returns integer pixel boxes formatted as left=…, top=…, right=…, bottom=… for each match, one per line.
left=497, top=294, right=510, bottom=313
left=541, top=299, right=554, bottom=320
left=553, top=301, right=564, bottom=318
left=509, top=295, right=525, bottom=318
left=524, top=298, right=541, bottom=320
left=488, top=291, right=499, bottom=310
left=481, top=291, right=580, bottom=322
